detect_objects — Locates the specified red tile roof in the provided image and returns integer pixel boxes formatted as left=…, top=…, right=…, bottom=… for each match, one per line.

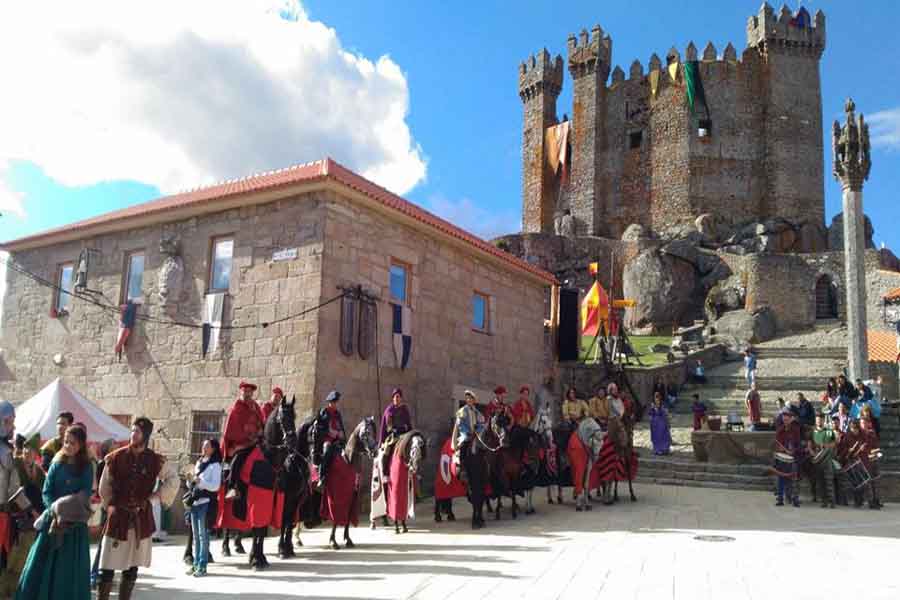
left=884, top=287, right=900, bottom=302
left=1, top=158, right=556, bottom=285
left=868, top=329, right=899, bottom=363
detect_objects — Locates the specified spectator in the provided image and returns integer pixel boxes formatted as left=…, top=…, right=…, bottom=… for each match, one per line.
left=794, top=393, right=816, bottom=430
left=40, top=411, right=74, bottom=473
left=774, top=397, right=786, bottom=429
left=185, top=439, right=222, bottom=577
left=690, top=360, right=707, bottom=384
left=665, top=383, right=679, bottom=410
left=835, top=402, right=850, bottom=433
left=743, top=349, right=757, bottom=388
left=836, top=374, right=858, bottom=401
left=820, top=378, right=838, bottom=415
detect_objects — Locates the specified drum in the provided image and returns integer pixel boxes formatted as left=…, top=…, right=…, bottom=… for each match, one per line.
left=843, top=460, right=871, bottom=490
left=811, top=448, right=829, bottom=465
left=772, top=452, right=795, bottom=478
left=832, top=459, right=842, bottom=472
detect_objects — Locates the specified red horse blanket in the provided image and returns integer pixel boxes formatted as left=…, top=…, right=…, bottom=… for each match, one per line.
left=434, top=438, right=467, bottom=501
left=387, top=450, right=415, bottom=521
left=320, top=453, right=360, bottom=527
left=567, top=432, right=601, bottom=496
left=595, top=437, right=639, bottom=483
left=217, top=446, right=276, bottom=531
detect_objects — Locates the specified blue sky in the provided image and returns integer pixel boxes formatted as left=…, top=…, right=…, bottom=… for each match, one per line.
left=0, top=1, right=898, bottom=250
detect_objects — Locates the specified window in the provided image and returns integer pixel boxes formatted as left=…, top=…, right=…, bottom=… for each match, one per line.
left=390, top=260, right=410, bottom=304
left=629, top=131, right=643, bottom=149
left=472, top=292, right=489, bottom=332
left=111, top=414, right=132, bottom=428
left=122, top=251, right=145, bottom=303
left=54, top=263, right=74, bottom=315
left=190, top=411, right=224, bottom=460
left=209, top=237, right=234, bottom=292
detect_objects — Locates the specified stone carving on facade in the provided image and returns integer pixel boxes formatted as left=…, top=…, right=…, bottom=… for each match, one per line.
left=832, top=98, right=871, bottom=190
left=157, top=234, right=185, bottom=306
left=556, top=209, right=576, bottom=238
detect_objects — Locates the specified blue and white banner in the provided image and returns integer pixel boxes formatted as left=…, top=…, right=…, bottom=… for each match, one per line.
left=391, top=303, right=412, bottom=369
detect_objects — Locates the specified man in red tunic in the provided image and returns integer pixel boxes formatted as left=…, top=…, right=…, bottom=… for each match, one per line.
left=775, top=408, right=802, bottom=507
left=510, top=385, right=535, bottom=429
left=222, top=382, right=264, bottom=502
left=484, top=386, right=512, bottom=422
left=260, top=386, right=284, bottom=423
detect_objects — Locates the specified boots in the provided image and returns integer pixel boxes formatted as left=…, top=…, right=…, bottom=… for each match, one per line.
left=97, top=581, right=113, bottom=600
left=119, top=574, right=137, bottom=600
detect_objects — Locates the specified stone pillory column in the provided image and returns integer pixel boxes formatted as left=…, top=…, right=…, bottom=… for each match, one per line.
left=833, top=98, right=872, bottom=381
left=567, top=26, right=611, bottom=237
left=519, top=49, right=563, bottom=234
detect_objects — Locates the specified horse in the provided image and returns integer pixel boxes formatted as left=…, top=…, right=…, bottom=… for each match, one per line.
left=597, top=414, right=638, bottom=504
left=567, top=418, right=606, bottom=511
left=483, top=413, right=540, bottom=520
left=216, top=447, right=276, bottom=570
left=529, top=404, right=563, bottom=507
left=455, top=429, right=491, bottom=530
left=293, top=416, right=324, bottom=547
left=319, top=416, right=378, bottom=550
left=383, top=431, right=427, bottom=534
left=263, top=396, right=310, bottom=559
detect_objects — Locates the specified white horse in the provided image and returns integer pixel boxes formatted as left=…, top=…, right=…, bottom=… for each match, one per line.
left=528, top=405, right=559, bottom=510
left=573, top=418, right=606, bottom=512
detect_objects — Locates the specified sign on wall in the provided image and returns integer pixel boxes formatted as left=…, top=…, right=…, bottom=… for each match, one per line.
left=272, top=248, right=299, bottom=262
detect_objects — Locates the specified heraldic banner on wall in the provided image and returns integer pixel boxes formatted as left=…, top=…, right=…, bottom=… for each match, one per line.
left=391, top=303, right=412, bottom=369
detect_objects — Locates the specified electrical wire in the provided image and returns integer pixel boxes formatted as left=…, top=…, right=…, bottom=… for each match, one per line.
left=0, top=254, right=348, bottom=330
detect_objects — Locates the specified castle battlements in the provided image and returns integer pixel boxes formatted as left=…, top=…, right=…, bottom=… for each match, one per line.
left=520, top=3, right=827, bottom=239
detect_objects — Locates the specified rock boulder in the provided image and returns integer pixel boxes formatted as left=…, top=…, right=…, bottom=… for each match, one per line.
left=621, top=223, right=652, bottom=242
left=623, top=248, right=699, bottom=331
left=710, top=307, right=776, bottom=345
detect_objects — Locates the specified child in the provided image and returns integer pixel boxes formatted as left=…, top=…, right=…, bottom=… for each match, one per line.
left=691, top=394, right=707, bottom=431
left=649, top=392, right=672, bottom=455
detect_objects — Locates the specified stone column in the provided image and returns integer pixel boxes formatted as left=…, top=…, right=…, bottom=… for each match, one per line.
left=832, top=98, right=872, bottom=381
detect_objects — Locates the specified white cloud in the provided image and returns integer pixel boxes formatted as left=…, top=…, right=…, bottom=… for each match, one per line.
left=427, top=195, right=520, bottom=241
left=0, top=177, right=26, bottom=219
left=0, top=1, right=426, bottom=196
left=868, top=107, right=900, bottom=150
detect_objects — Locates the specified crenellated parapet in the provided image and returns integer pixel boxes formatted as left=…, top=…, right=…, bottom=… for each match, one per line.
left=518, top=49, right=564, bottom=102
left=567, top=25, right=612, bottom=81
left=747, top=3, right=825, bottom=58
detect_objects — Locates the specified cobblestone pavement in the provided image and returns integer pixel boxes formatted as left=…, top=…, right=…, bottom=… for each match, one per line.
left=125, top=484, right=900, bottom=599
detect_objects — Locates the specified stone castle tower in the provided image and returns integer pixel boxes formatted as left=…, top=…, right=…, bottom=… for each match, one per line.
left=519, top=4, right=826, bottom=240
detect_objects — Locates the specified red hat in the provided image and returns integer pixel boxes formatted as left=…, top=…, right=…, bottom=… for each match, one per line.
left=272, top=387, right=284, bottom=396
left=494, top=386, right=507, bottom=395
left=519, top=385, right=530, bottom=393
left=239, top=381, right=257, bottom=391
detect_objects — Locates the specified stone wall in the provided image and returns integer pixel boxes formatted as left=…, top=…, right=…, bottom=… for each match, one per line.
left=316, top=192, right=551, bottom=491
left=1, top=196, right=326, bottom=463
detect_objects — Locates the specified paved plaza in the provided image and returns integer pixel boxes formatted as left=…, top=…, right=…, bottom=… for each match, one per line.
left=128, top=484, right=900, bottom=600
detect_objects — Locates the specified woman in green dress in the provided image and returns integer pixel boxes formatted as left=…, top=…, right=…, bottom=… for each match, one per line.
left=15, top=424, right=92, bottom=600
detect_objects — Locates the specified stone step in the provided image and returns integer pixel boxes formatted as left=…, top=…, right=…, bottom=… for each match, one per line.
left=754, top=347, right=847, bottom=360
left=705, top=375, right=828, bottom=389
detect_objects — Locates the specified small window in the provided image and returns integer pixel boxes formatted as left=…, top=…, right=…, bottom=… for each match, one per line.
left=54, top=263, right=74, bottom=314
left=190, top=411, right=224, bottom=460
left=209, top=237, right=234, bottom=292
left=472, top=292, right=489, bottom=331
left=122, top=251, right=145, bottom=304
left=390, top=260, right=410, bottom=304
left=698, top=119, right=712, bottom=138
left=629, top=131, right=643, bottom=149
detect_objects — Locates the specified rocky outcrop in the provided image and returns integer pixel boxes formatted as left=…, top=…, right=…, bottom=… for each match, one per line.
left=621, top=223, right=652, bottom=242
left=709, top=307, right=776, bottom=345
left=704, top=274, right=745, bottom=321
left=623, top=248, right=699, bottom=331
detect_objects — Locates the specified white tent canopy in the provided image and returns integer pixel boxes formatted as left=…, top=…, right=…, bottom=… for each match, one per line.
left=14, top=378, right=131, bottom=443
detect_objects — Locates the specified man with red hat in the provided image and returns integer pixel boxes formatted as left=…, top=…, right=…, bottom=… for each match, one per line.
left=222, top=382, right=264, bottom=504
left=261, top=386, right=284, bottom=423
left=484, top=386, right=512, bottom=422
left=511, top=385, right=535, bottom=429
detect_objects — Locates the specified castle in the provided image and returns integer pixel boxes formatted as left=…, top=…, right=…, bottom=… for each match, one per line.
left=519, top=3, right=826, bottom=241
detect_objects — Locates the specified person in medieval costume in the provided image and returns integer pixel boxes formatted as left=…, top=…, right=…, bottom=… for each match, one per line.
left=510, top=385, right=535, bottom=429
left=96, top=417, right=178, bottom=600
left=774, top=408, right=802, bottom=507
left=260, top=386, right=284, bottom=423
left=451, top=391, right=486, bottom=476
left=14, top=423, right=91, bottom=600
left=484, top=386, right=512, bottom=423
left=222, top=382, right=265, bottom=505
left=0, top=402, right=21, bottom=594
left=648, top=392, right=672, bottom=456
left=808, top=412, right=837, bottom=508
left=315, top=391, right=346, bottom=492
left=378, top=389, right=412, bottom=484
left=40, top=412, right=74, bottom=473
left=0, top=434, right=43, bottom=597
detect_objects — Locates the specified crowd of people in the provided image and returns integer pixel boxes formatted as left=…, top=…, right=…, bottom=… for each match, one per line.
left=0, top=402, right=179, bottom=600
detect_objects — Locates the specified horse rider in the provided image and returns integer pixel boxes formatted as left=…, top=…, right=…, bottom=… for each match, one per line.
left=590, top=385, right=611, bottom=430
left=222, top=382, right=265, bottom=502
left=378, top=388, right=413, bottom=483
left=314, top=390, right=346, bottom=491
left=260, top=386, right=284, bottom=423
left=452, top=390, right=486, bottom=477
left=484, top=386, right=512, bottom=423
left=511, top=385, right=535, bottom=429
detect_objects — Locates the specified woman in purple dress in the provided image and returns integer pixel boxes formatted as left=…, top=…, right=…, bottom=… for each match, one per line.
left=649, top=391, right=672, bottom=455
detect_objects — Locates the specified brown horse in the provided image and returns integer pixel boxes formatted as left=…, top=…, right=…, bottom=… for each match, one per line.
left=601, top=414, right=638, bottom=504
left=484, top=414, right=542, bottom=519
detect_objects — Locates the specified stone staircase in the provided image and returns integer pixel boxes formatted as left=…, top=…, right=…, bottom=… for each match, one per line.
left=636, top=343, right=900, bottom=499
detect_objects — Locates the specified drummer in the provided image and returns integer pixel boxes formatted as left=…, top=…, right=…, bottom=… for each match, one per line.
left=858, top=417, right=882, bottom=509
left=808, top=412, right=836, bottom=508
left=774, top=407, right=802, bottom=507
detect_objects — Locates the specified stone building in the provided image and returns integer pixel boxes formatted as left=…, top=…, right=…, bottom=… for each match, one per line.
left=0, top=159, right=555, bottom=472
left=520, top=4, right=826, bottom=241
